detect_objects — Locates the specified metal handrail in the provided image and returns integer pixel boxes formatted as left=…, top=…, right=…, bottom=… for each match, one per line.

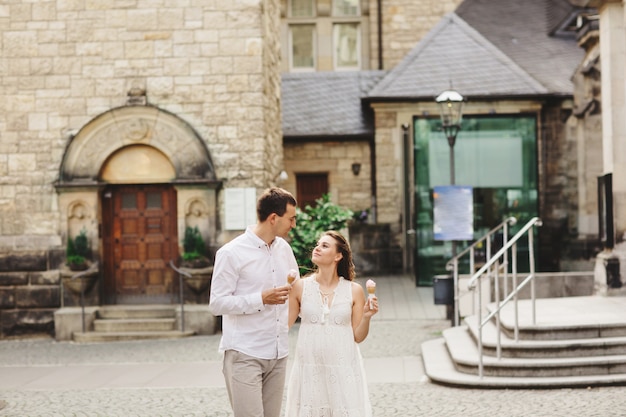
left=70, top=261, right=99, bottom=333
left=169, top=260, right=190, bottom=333
left=445, top=216, right=517, bottom=326
left=466, top=217, right=542, bottom=378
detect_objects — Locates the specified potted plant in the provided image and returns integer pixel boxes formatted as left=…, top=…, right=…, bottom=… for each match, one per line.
left=179, top=226, right=213, bottom=294
left=66, top=229, right=90, bottom=271
left=62, top=229, right=98, bottom=297
left=181, top=226, right=211, bottom=268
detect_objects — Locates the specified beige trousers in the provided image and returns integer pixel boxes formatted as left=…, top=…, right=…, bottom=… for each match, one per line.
left=223, top=350, right=287, bottom=417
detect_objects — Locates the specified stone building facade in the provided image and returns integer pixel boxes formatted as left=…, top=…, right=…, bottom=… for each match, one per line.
left=0, top=0, right=603, bottom=339
left=0, top=0, right=283, bottom=337
left=367, top=0, right=461, bottom=69
left=573, top=0, right=626, bottom=292
left=279, top=0, right=461, bottom=72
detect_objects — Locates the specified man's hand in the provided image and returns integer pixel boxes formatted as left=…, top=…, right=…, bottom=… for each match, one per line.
left=262, top=284, right=291, bottom=305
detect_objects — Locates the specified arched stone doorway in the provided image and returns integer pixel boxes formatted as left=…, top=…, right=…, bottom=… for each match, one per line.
left=56, top=105, right=221, bottom=304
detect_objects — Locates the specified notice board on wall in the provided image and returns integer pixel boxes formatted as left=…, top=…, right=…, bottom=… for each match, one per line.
left=224, top=188, right=257, bottom=230
left=433, top=185, right=474, bottom=241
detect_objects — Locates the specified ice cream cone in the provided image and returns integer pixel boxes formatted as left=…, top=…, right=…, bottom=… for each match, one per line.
left=287, top=269, right=297, bottom=284
left=366, top=279, right=376, bottom=309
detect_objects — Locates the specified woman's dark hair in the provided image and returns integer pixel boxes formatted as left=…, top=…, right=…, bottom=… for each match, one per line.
left=257, top=187, right=297, bottom=222
left=322, top=230, right=355, bottom=281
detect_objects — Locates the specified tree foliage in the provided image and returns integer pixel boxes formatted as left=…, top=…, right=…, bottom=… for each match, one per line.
left=288, top=194, right=353, bottom=276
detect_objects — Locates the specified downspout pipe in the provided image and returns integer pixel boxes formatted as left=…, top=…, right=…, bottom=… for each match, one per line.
left=377, top=0, right=383, bottom=69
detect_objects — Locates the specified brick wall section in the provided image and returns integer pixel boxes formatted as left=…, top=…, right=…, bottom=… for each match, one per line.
left=261, top=0, right=284, bottom=186
left=0, top=0, right=281, bottom=337
left=373, top=110, right=402, bottom=228
left=0, top=251, right=62, bottom=337
left=283, top=141, right=372, bottom=212
left=1, top=1, right=282, bottom=248
left=367, top=0, right=462, bottom=70
left=539, top=103, right=582, bottom=271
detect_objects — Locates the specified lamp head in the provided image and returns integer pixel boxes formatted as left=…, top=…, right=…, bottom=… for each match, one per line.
left=435, top=89, right=465, bottom=146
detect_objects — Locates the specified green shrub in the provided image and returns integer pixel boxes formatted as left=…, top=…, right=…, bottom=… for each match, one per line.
left=66, top=229, right=89, bottom=269
left=182, top=226, right=206, bottom=260
left=289, top=194, right=353, bottom=276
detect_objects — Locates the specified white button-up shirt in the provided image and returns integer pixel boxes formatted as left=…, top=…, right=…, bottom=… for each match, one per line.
left=209, top=226, right=299, bottom=360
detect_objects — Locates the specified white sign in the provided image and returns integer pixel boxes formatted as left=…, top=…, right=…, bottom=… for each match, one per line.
left=224, top=188, right=257, bottom=230
left=433, top=185, right=474, bottom=241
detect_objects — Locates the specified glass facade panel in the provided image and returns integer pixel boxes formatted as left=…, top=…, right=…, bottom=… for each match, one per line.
left=291, top=25, right=315, bottom=68
left=413, top=116, right=538, bottom=285
left=333, top=23, right=359, bottom=68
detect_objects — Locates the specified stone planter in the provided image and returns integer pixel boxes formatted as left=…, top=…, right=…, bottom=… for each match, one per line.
left=180, top=265, right=213, bottom=294
left=61, top=263, right=99, bottom=296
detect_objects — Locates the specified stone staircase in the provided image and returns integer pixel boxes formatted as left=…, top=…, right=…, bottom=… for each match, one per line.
left=422, top=295, right=626, bottom=388
left=73, top=305, right=195, bottom=342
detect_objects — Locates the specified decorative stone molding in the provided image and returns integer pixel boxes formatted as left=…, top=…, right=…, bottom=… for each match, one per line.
left=58, top=105, right=217, bottom=185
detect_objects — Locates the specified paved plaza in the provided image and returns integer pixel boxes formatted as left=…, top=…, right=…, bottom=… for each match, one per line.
left=0, top=275, right=624, bottom=416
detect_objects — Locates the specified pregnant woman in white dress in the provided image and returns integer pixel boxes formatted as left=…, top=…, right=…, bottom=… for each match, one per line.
left=287, top=230, right=379, bottom=417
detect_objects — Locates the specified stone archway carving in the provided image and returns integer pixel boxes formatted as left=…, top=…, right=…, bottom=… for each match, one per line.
left=59, top=105, right=216, bottom=184
left=55, top=105, right=221, bottom=287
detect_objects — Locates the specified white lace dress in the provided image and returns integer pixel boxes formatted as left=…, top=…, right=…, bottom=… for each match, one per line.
left=286, top=276, right=372, bottom=417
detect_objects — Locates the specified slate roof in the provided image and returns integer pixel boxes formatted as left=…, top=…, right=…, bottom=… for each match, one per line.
left=281, top=71, right=386, bottom=137
left=368, top=13, right=549, bottom=99
left=281, top=0, right=585, bottom=136
left=456, top=0, right=584, bottom=94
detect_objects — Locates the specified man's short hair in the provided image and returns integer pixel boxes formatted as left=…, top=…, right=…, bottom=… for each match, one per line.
left=257, top=187, right=297, bottom=222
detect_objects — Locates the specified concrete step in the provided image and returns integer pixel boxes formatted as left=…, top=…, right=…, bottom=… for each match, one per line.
left=489, top=296, right=626, bottom=340
left=73, top=330, right=195, bottom=343
left=464, top=315, right=626, bottom=358
left=422, top=338, right=626, bottom=388
left=94, top=318, right=176, bottom=333
left=443, top=325, right=626, bottom=377
left=98, top=305, right=176, bottom=320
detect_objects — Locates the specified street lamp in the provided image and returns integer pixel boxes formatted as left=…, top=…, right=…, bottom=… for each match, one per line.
left=435, top=89, right=464, bottom=185
left=435, top=89, right=464, bottom=326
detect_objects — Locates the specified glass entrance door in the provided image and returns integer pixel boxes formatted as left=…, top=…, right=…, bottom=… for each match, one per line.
left=413, top=116, right=538, bottom=286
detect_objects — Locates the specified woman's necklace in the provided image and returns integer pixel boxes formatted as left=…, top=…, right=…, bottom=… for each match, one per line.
left=316, top=276, right=338, bottom=324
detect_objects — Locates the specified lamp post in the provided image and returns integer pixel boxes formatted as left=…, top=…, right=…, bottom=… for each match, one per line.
left=436, top=89, right=464, bottom=325
left=435, top=89, right=464, bottom=186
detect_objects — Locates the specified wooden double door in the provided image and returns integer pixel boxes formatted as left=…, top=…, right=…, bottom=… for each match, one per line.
left=102, top=185, right=179, bottom=304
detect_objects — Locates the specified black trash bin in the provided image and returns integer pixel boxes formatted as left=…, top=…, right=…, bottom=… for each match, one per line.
left=433, top=274, right=453, bottom=305
left=605, top=257, right=622, bottom=289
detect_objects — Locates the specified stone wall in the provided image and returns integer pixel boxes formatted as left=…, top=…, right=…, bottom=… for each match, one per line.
left=0, top=0, right=282, bottom=337
left=367, top=0, right=462, bottom=70
left=0, top=250, right=63, bottom=337
left=283, top=140, right=372, bottom=212
left=279, top=0, right=460, bottom=72
left=562, top=26, right=603, bottom=270
left=1, top=0, right=281, bottom=250
left=349, top=223, right=403, bottom=274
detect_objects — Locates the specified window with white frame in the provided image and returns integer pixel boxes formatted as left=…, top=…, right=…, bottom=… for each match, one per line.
left=290, top=24, right=316, bottom=69
left=333, top=0, right=359, bottom=16
left=290, top=0, right=316, bottom=17
left=333, top=23, right=359, bottom=69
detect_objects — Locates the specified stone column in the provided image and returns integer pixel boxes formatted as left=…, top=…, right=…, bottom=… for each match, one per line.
left=595, top=0, right=626, bottom=293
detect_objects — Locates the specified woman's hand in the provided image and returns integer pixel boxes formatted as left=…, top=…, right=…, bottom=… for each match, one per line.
left=363, top=296, right=378, bottom=318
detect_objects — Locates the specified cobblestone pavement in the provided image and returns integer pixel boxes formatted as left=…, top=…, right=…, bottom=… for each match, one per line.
left=0, top=318, right=624, bottom=416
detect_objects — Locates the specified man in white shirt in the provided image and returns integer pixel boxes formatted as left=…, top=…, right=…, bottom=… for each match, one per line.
left=209, top=187, right=299, bottom=417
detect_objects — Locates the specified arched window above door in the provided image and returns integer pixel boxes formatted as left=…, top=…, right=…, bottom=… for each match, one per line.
left=100, top=145, right=176, bottom=184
